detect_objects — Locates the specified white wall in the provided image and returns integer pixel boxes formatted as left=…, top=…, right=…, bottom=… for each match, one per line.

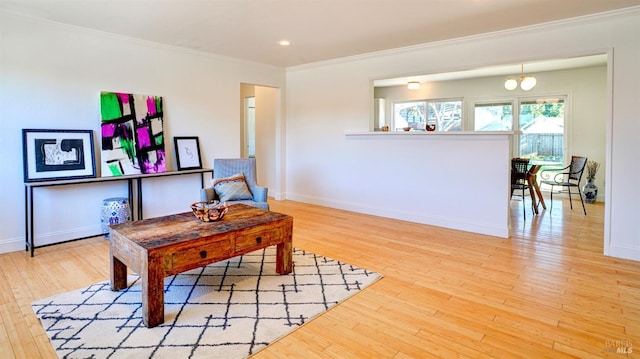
left=285, top=59, right=515, bottom=237
left=375, top=65, right=608, bottom=201
left=285, top=9, right=640, bottom=260
left=255, top=86, right=279, bottom=197
left=0, top=12, right=285, bottom=253
left=338, top=132, right=513, bottom=238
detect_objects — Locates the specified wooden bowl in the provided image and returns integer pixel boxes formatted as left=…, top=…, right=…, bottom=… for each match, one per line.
left=191, top=201, right=229, bottom=222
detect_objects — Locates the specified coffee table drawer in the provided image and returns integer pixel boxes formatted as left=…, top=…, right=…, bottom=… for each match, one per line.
left=168, top=240, right=232, bottom=272
left=235, top=227, right=283, bottom=252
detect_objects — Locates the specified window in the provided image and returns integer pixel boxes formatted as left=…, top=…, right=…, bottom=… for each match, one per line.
left=393, top=101, right=426, bottom=131
left=474, top=102, right=513, bottom=131
left=428, top=99, right=462, bottom=131
left=473, top=97, right=566, bottom=165
left=518, top=98, right=565, bottom=165
left=393, top=99, right=462, bottom=131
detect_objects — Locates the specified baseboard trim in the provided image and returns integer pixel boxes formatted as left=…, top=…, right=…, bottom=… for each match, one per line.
left=0, top=237, right=26, bottom=254
left=285, top=193, right=509, bottom=238
left=606, top=245, right=640, bottom=262
left=0, top=225, right=105, bottom=255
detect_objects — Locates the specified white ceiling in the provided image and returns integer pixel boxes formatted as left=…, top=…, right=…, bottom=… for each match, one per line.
left=1, top=0, right=638, bottom=68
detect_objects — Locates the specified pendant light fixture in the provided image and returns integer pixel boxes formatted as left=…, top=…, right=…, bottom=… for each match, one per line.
left=505, top=64, right=537, bottom=91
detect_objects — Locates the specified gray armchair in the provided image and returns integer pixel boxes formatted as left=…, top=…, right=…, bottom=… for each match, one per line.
left=200, top=158, right=269, bottom=210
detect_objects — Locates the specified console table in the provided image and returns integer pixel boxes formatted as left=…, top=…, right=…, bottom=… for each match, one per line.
left=24, top=168, right=212, bottom=257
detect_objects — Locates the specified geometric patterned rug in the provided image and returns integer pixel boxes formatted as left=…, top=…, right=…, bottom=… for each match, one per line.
left=32, top=247, right=382, bottom=359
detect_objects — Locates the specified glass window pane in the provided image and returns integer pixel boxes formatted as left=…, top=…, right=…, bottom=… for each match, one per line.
left=519, top=99, right=564, bottom=165
left=474, top=102, right=513, bottom=131
left=393, top=101, right=426, bottom=131
left=428, top=100, right=462, bottom=131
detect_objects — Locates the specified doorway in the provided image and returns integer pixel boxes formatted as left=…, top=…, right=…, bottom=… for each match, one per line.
left=244, top=96, right=256, bottom=158
left=240, top=83, right=281, bottom=199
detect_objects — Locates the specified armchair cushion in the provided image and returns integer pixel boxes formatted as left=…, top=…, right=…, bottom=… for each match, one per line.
left=212, top=173, right=253, bottom=202
left=201, top=158, right=270, bottom=211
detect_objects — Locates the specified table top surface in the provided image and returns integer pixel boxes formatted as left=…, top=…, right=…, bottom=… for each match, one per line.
left=25, top=168, right=213, bottom=187
left=110, top=204, right=291, bottom=249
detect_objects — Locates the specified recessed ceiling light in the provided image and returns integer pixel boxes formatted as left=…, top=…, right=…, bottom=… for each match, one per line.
left=278, top=39, right=291, bottom=46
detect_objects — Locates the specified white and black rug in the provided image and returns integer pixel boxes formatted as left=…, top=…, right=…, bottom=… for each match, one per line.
left=33, top=247, right=381, bottom=359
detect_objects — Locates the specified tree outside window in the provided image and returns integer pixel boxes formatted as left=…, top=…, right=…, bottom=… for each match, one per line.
left=427, top=100, right=462, bottom=131
left=394, top=99, right=462, bottom=131
left=393, top=101, right=426, bottom=130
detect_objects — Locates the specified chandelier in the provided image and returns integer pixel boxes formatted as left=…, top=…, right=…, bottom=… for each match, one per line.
left=505, top=64, right=537, bottom=91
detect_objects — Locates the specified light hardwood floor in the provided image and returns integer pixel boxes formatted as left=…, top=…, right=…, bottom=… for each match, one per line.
left=1, top=198, right=638, bottom=358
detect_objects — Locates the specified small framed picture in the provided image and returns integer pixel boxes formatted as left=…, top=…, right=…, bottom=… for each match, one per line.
left=174, top=136, right=202, bottom=170
left=22, top=129, right=97, bottom=182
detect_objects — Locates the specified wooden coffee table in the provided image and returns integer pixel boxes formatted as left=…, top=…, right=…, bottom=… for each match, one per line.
left=109, top=204, right=293, bottom=328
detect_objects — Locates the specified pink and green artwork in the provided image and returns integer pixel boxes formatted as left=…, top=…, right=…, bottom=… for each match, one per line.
left=100, top=92, right=165, bottom=176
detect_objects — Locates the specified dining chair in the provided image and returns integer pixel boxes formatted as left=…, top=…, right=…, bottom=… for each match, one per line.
left=511, top=158, right=532, bottom=219
left=540, top=156, right=588, bottom=215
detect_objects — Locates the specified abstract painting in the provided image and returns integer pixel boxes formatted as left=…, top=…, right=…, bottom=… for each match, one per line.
left=100, top=92, right=165, bottom=176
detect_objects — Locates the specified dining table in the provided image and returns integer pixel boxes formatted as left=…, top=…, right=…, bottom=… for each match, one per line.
left=526, top=164, right=547, bottom=214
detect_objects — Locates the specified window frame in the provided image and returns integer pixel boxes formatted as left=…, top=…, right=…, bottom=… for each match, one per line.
left=392, top=99, right=427, bottom=131
left=472, top=99, right=515, bottom=131
left=393, top=97, right=463, bottom=132
left=471, top=94, right=570, bottom=164
left=426, top=97, right=463, bottom=132
left=516, top=95, right=569, bottom=166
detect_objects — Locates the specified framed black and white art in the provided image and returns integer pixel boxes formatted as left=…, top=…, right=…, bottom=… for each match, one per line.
left=174, top=136, right=202, bottom=170
left=22, top=129, right=97, bottom=182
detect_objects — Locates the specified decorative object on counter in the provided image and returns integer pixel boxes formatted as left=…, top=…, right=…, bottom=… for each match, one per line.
left=426, top=123, right=436, bottom=131
left=100, top=197, right=131, bottom=237
left=381, top=125, right=389, bottom=132
left=191, top=201, right=229, bottom=222
left=402, top=126, right=411, bottom=131
left=22, top=129, right=96, bottom=182
left=582, top=160, right=600, bottom=203
left=174, top=136, right=202, bottom=170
